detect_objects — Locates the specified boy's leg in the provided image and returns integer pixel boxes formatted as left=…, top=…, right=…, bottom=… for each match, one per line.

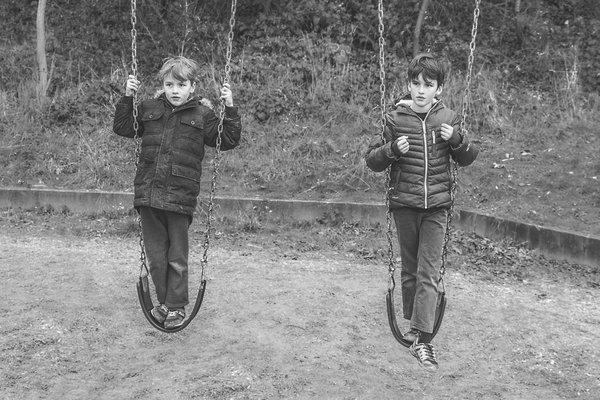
left=139, top=207, right=169, bottom=305
left=411, top=208, right=447, bottom=336
left=392, top=208, right=420, bottom=321
left=163, top=211, right=192, bottom=310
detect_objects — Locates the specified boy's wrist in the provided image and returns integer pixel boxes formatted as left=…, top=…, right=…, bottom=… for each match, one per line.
left=391, top=139, right=403, bottom=157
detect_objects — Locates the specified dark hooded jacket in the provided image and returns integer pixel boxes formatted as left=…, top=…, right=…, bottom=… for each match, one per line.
left=365, top=99, right=478, bottom=210
left=113, top=94, right=241, bottom=215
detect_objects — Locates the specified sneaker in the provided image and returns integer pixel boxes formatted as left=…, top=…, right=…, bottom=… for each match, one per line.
left=409, top=339, right=439, bottom=371
left=403, top=328, right=419, bottom=343
left=164, top=308, right=186, bottom=329
left=150, top=304, right=168, bottom=324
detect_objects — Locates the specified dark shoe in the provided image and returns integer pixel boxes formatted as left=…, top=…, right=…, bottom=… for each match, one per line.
left=409, top=339, right=439, bottom=371
left=150, top=304, right=168, bottom=324
left=403, top=328, right=419, bottom=343
left=164, top=308, right=186, bottom=329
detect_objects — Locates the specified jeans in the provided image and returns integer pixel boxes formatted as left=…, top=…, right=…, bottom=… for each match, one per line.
left=139, top=206, right=191, bottom=309
left=393, top=207, right=447, bottom=333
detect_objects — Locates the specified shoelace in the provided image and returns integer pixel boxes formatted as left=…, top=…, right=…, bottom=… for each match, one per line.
left=414, top=343, right=437, bottom=364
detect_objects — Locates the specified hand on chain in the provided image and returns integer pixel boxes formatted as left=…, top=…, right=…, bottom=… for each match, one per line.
left=220, top=83, right=234, bottom=107
left=125, top=75, right=140, bottom=97
left=393, top=136, right=410, bottom=154
left=440, top=123, right=454, bottom=141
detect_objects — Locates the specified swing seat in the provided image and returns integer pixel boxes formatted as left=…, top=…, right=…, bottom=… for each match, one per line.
left=136, top=276, right=206, bottom=333
left=386, top=285, right=446, bottom=348
left=138, top=275, right=154, bottom=312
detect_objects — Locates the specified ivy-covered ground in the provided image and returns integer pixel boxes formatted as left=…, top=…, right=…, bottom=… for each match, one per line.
left=1, top=209, right=598, bottom=399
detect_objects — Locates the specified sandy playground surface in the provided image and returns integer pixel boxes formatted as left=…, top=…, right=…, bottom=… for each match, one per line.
left=0, top=210, right=599, bottom=399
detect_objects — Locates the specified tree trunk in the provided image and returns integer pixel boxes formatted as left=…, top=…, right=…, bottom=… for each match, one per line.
left=36, top=0, right=48, bottom=102
left=413, top=0, right=431, bottom=57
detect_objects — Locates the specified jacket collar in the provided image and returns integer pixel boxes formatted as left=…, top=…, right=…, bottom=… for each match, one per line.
left=394, top=96, right=445, bottom=116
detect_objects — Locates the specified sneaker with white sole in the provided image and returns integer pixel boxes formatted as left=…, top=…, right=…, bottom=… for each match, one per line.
left=409, top=339, right=439, bottom=371
left=150, top=304, right=169, bottom=324
left=164, top=308, right=186, bottom=329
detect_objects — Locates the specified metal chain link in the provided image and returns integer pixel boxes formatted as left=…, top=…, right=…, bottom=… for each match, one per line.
left=130, top=0, right=147, bottom=277
left=377, top=0, right=397, bottom=289
left=199, top=0, right=237, bottom=279
left=459, top=0, right=481, bottom=135
left=440, top=0, right=481, bottom=279
left=130, top=0, right=140, bottom=138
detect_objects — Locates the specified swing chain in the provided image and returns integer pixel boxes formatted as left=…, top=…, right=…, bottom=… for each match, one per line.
left=130, top=0, right=140, bottom=138
left=377, top=0, right=397, bottom=288
left=441, top=0, right=481, bottom=278
left=199, top=0, right=237, bottom=278
left=459, top=0, right=481, bottom=136
left=130, top=0, right=147, bottom=276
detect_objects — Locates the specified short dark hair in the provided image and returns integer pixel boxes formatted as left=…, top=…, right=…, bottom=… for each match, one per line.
left=407, top=53, right=447, bottom=86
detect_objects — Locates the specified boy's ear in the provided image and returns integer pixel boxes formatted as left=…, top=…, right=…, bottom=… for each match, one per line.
left=191, top=81, right=197, bottom=93
left=436, top=84, right=443, bottom=97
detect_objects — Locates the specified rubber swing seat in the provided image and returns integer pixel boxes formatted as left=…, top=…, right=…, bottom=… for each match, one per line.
left=386, top=286, right=446, bottom=348
left=136, top=275, right=206, bottom=333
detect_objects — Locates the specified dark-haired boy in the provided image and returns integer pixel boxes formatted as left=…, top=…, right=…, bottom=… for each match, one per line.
left=365, top=53, right=479, bottom=370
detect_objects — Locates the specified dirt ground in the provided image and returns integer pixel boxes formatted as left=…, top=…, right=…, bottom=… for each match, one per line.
left=1, top=209, right=599, bottom=400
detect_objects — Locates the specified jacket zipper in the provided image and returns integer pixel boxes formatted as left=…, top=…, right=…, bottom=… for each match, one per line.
left=422, top=118, right=429, bottom=209
left=420, top=103, right=440, bottom=209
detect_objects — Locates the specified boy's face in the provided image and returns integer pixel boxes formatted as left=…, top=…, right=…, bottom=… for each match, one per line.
left=163, top=73, right=196, bottom=107
left=407, top=73, right=443, bottom=113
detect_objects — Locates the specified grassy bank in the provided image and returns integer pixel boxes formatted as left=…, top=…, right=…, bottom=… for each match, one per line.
left=1, top=44, right=599, bottom=236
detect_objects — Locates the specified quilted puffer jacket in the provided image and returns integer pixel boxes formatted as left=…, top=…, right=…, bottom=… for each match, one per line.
left=113, top=94, right=241, bottom=215
left=365, top=99, right=478, bottom=210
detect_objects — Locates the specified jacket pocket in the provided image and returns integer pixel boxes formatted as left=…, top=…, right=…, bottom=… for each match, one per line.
left=172, top=164, right=201, bottom=183
left=180, top=113, right=204, bottom=141
left=140, top=109, right=164, bottom=122
left=140, top=109, right=165, bottom=139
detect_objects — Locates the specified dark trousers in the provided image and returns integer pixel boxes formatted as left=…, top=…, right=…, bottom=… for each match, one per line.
left=139, top=206, right=191, bottom=309
left=393, top=207, right=447, bottom=334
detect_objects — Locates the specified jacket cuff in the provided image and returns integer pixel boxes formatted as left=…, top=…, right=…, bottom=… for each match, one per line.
left=449, top=131, right=463, bottom=147
left=118, top=95, right=134, bottom=107
left=224, top=106, right=238, bottom=118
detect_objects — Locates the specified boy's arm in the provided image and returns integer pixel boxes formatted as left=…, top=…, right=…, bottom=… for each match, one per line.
left=364, top=114, right=402, bottom=172
left=203, top=106, right=242, bottom=150
left=448, top=114, right=478, bottom=167
left=113, top=96, right=144, bottom=138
